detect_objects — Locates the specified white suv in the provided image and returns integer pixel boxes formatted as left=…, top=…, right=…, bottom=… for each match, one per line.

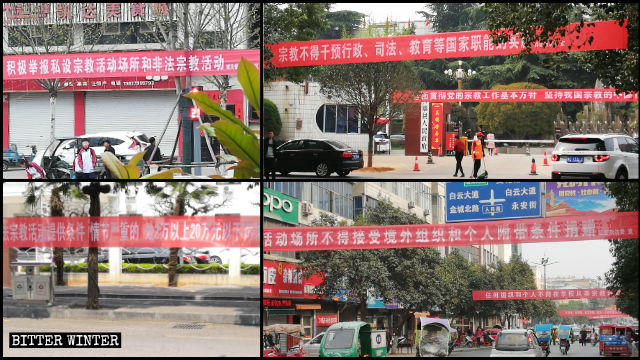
left=551, top=134, right=638, bottom=179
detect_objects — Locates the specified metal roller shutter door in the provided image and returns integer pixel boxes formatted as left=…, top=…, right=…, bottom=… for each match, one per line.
left=84, top=91, right=180, bottom=150
left=8, top=92, right=75, bottom=155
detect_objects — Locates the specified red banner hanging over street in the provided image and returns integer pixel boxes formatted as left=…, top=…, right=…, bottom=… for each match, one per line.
left=473, top=288, right=619, bottom=301
left=430, top=103, right=444, bottom=152
left=266, top=20, right=628, bottom=67
left=3, top=49, right=260, bottom=80
left=588, top=314, right=631, bottom=319
left=2, top=216, right=259, bottom=248
left=263, top=211, right=638, bottom=252
left=558, top=309, right=629, bottom=317
left=393, top=89, right=638, bottom=103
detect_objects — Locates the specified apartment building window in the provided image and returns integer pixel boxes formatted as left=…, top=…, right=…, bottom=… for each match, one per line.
left=316, top=105, right=367, bottom=134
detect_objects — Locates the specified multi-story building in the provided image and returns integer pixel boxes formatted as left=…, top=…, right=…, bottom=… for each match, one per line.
left=3, top=3, right=260, bottom=156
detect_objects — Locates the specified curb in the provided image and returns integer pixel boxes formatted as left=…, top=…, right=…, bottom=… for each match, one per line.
left=3, top=304, right=259, bottom=326
left=54, top=293, right=261, bottom=301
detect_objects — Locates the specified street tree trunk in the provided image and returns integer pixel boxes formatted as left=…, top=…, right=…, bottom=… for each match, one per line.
left=367, top=131, right=374, bottom=168
left=168, top=193, right=186, bottom=287
left=84, top=182, right=110, bottom=310
left=50, top=190, right=65, bottom=286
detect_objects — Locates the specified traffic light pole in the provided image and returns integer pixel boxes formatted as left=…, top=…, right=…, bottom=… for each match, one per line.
left=179, top=88, right=194, bottom=173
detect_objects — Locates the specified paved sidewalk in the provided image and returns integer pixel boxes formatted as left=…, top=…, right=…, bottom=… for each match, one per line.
left=3, top=285, right=259, bottom=325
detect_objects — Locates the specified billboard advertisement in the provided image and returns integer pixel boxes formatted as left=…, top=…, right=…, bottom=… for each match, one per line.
left=545, top=182, right=615, bottom=217
left=445, top=182, right=542, bottom=222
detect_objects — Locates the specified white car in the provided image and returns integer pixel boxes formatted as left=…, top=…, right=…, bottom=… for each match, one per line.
left=183, top=247, right=259, bottom=265
left=301, top=332, right=324, bottom=357
left=374, top=133, right=391, bottom=154
left=490, top=329, right=545, bottom=357
left=551, top=134, right=638, bottom=179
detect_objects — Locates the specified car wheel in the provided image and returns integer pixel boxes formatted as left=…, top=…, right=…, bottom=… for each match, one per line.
left=315, top=162, right=330, bottom=177
left=614, top=167, right=628, bottom=179
left=210, top=256, right=222, bottom=264
left=336, top=170, right=350, bottom=177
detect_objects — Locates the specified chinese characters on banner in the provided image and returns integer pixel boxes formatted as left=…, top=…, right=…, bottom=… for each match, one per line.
left=446, top=133, right=457, bottom=151
left=3, top=49, right=260, bottom=80
left=393, top=89, right=638, bottom=103
left=263, top=211, right=638, bottom=252
left=589, top=315, right=631, bottom=319
left=430, top=103, right=444, bottom=153
left=267, top=20, right=628, bottom=67
left=558, top=309, right=628, bottom=317
left=2, top=216, right=259, bottom=248
left=263, top=260, right=324, bottom=299
left=420, top=102, right=429, bottom=153
left=316, top=314, right=339, bottom=327
left=473, top=288, right=619, bottom=301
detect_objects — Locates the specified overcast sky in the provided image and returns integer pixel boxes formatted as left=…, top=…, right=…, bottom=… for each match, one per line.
left=522, top=240, right=614, bottom=281
left=329, top=3, right=429, bottom=24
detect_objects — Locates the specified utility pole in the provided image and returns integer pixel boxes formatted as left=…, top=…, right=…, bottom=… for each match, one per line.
left=532, top=256, right=558, bottom=290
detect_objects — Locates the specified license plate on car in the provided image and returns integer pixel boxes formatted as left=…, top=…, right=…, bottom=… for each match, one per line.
left=567, top=156, right=583, bottom=163
left=352, top=154, right=359, bottom=159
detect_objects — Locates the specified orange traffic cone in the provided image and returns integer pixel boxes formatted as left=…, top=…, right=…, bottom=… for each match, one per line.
left=494, top=147, right=498, bottom=156
left=413, top=156, right=420, bottom=171
left=530, top=158, right=537, bottom=175
left=543, top=151, right=549, bottom=166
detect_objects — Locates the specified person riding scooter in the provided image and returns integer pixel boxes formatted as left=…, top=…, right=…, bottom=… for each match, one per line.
left=560, top=336, right=570, bottom=354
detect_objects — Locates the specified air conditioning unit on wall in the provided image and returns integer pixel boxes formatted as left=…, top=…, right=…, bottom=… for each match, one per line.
left=301, top=202, right=313, bottom=215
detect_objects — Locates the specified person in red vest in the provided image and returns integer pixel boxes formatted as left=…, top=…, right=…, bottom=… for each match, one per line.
left=19, top=158, right=46, bottom=179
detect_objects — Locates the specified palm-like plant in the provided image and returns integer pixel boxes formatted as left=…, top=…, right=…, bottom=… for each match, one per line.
left=144, top=182, right=229, bottom=287
left=24, top=182, right=86, bottom=285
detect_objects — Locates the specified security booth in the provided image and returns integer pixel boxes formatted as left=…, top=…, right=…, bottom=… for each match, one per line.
left=10, top=262, right=55, bottom=306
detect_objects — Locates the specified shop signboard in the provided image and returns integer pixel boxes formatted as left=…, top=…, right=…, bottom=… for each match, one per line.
left=264, top=188, right=299, bottom=225
left=263, top=260, right=323, bottom=299
left=316, top=314, right=339, bottom=327
left=445, top=182, right=542, bottom=222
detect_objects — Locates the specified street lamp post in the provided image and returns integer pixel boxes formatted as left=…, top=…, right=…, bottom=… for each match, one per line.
left=532, top=256, right=559, bottom=290
left=444, top=60, right=476, bottom=106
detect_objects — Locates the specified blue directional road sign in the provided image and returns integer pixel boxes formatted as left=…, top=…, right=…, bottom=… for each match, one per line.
left=445, top=182, right=542, bottom=222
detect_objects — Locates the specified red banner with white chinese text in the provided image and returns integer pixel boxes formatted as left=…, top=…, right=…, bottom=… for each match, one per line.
left=263, top=260, right=324, bottom=299
left=267, top=20, right=628, bottom=67
left=473, top=288, right=619, bottom=301
left=316, top=314, right=339, bottom=327
left=588, top=315, right=631, bottom=319
left=430, top=103, right=444, bottom=152
left=263, top=211, right=638, bottom=252
left=3, top=49, right=260, bottom=80
left=446, top=132, right=457, bottom=150
left=558, top=309, right=628, bottom=317
left=393, top=89, right=638, bottom=103
left=2, top=216, right=259, bottom=248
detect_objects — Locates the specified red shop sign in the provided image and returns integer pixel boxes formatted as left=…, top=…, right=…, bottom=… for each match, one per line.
left=263, top=212, right=638, bottom=252
left=3, top=49, right=260, bottom=80
left=316, top=314, right=339, bottom=327
left=473, top=288, right=619, bottom=300
left=393, top=89, right=638, bottom=103
left=2, top=216, right=259, bottom=248
left=263, top=299, right=293, bottom=308
left=263, top=260, right=324, bottom=299
left=267, top=20, right=628, bottom=67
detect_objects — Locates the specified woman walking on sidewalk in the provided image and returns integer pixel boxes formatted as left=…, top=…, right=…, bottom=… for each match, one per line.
left=453, top=134, right=465, bottom=177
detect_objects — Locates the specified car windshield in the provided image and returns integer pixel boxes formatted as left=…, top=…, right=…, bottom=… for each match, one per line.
left=324, top=140, right=351, bottom=150
left=556, top=138, right=607, bottom=152
left=324, top=329, right=355, bottom=349
left=134, top=134, right=150, bottom=143
left=495, top=332, right=530, bottom=351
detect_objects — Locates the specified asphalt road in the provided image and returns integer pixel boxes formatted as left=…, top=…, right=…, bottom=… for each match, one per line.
left=445, top=341, right=607, bottom=357
left=3, top=317, right=259, bottom=357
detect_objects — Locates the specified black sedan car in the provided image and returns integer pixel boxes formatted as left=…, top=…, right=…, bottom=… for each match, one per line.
left=275, top=139, right=364, bottom=177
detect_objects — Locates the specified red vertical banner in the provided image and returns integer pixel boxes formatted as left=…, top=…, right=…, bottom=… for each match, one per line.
left=430, top=103, right=444, bottom=154
left=446, top=132, right=457, bottom=150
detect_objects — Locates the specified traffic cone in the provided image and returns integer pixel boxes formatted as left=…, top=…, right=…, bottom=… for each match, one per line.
left=530, top=158, right=537, bottom=175
left=543, top=151, right=549, bottom=166
left=494, top=147, right=498, bottom=156
left=413, top=156, right=420, bottom=171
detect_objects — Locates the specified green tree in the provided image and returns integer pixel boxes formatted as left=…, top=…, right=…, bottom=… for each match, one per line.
left=319, top=10, right=364, bottom=40
left=483, top=3, right=638, bottom=94
left=316, top=61, right=421, bottom=168
left=263, top=3, right=330, bottom=83
left=437, top=250, right=472, bottom=319
left=144, top=182, right=227, bottom=287
left=475, top=82, right=561, bottom=139
left=25, top=183, right=86, bottom=286
left=263, top=98, right=282, bottom=135
left=603, top=182, right=638, bottom=319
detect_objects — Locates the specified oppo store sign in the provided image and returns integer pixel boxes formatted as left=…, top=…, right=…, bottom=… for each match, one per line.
left=264, top=188, right=299, bottom=225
